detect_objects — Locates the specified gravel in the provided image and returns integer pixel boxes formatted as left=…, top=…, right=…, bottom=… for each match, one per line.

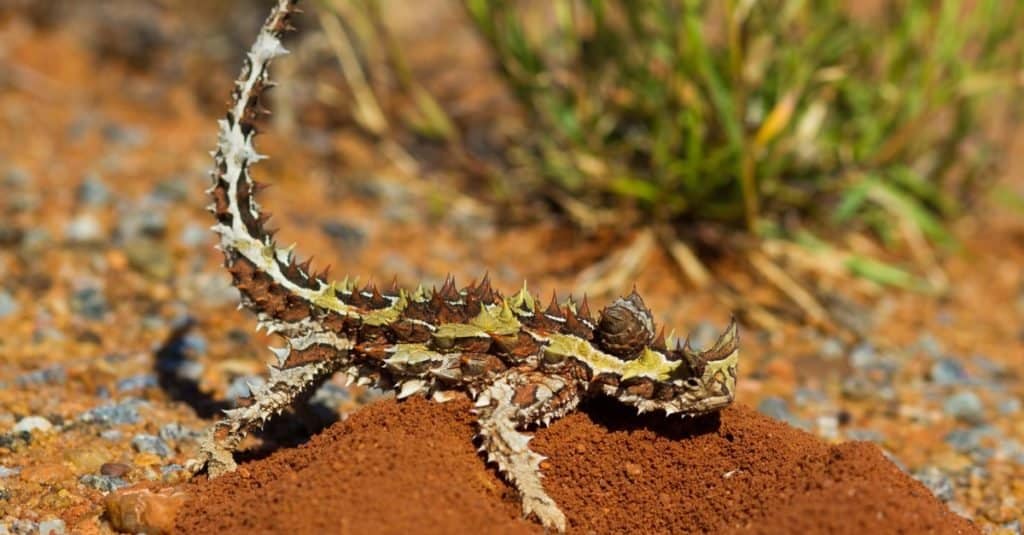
left=78, top=399, right=145, bottom=426
left=132, top=434, right=172, bottom=457
left=943, top=391, right=985, bottom=424
left=12, top=416, right=53, bottom=434
left=80, top=473, right=128, bottom=492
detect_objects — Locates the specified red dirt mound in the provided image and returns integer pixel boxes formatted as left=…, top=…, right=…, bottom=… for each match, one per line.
left=174, top=397, right=978, bottom=535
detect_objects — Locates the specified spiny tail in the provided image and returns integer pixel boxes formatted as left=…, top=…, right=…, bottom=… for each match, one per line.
left=207, top=0, right=352, bottom=325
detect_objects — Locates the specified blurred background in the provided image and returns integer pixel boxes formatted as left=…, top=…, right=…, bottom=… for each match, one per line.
left=0, top=0, right=1022, bottom=532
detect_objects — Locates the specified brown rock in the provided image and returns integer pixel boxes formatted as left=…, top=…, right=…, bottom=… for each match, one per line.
left=100, top=463, right=131, bottom=478
left=104, top=484, right=188, bottom=535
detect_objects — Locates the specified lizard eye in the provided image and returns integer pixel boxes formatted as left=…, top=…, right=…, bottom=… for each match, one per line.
left=683, top=377, right=702, bottom=390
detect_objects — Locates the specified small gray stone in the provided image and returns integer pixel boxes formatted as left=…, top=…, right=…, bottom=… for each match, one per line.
left=19, top=228, right=51, bottom=252
left=320, top=219, right=366, bottom=249
left=79, top=399, right=144, bottom=426
left=76, top=174, right=110, bottom=205
left=16, top=365, right=66, bottom=387
left=930, top=358, right=967, bottom=385
left=99, top=429, right=123, bottom=441
left=8, top=520, right=37, bottom=535
left=818, top=337, right=844, bottom=359
left=3, top=166, right=30, bottom=185
left=80, top=473, right=127, bottom=492
left=913, top=466, right=954, bottom=502
left=116, top=374, right=158, bottom=393
left=64, top=214, right=104, bottom=243
left=943, top=391, right=985, bottom=424
left=12, top=416, right=52, bottom=434
left=1002, top=520, right=1021, bottom=535
left=179, top=223, right=207, bottom=248
left=37, top=519, right=65, bottom=535
left=158, top=423, right=198, bottom=442
left=849, top=342, right=877, bottom=368
left=916, top=333, right=945, bottom=359
left=132, top=434, right=172, bottom=457
left=71, top=286, right=109, bottom=320
left=998, top=397, right=1021, bottom=415
left=160, top=464, right=183, bottom=476
left=0, top=290, right=17, bottom=318
left=0, top=466, right=21, bottom=478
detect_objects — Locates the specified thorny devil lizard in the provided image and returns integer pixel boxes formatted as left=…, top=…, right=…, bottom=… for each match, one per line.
left=192, top=0, right=739, bottom=531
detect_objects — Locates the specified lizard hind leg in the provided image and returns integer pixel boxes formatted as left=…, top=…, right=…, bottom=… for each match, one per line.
left=196, top=355, right=345, bottom=478
left=473, top=369, right=582, bottom=533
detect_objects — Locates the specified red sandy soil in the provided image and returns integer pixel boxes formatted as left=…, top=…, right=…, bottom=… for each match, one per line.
left=172, top=397, right=978, bottom=535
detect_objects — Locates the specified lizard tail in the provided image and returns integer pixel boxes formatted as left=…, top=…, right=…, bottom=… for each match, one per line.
left=207, top=0, right=354, bottom=327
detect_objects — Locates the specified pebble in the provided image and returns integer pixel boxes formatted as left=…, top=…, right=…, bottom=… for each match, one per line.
left=70, top=286, right=109, bottom=319
left=103, top=485, right=188, bottom=535
left=100, top=463, right=132, bottom=478
left=79, top=399, right=145, bottom=426
left=3, top=166, right=30, bottom=185
left=12, top=416, right=53, bottom=434
left=913, top=466, right=954, bottom=502
left=849, top=342, right=878, bottom=368
left=19, top=228, right=51, bottom=252
left=320, top=219, right=366, bottom=249
left=0, top=290, right=18, bottom=318
left=6, top=520, right=37, bottom=535
left=37, top=519, right=65, bottom=535
left=943, top=391, right=986, bottom=424
left=16, top=365, right=66, bottom=387
left=916, top=333, right=945, bottom=359
left=100, top=429, right=123, bottom=441
left=818, top=337, right=845, bottom=359
left=930, top=358, right=968, bottom=385
left=76, top=174, right=111, bottom=205
left=64, top=214, right=104, bottom=243
left=116, top=374, right=158, bottom=393
left=179, top=223, right=207, bottom=248
left=160, top=464, right=183, bottom=476
left=80, top=473, right=128, bottom=492
left=158, top=423, right=198, bottom=442
left=0, top=466, right=21, bottom=478
left=998, top=398, right=1021, bottom=415
left=132, top=434, right=172, bottom=458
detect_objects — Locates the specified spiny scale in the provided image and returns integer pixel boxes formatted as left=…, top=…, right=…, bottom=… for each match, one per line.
left=193, top=1, right=740, bottom=533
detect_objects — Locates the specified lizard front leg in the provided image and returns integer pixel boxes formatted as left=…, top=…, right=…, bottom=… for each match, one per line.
left=196, top=355, right=345, bottom=478
left=474, top=368, right=583, bottom=533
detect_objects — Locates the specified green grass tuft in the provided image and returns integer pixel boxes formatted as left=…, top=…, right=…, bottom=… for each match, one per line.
left=464, top=0, right=1024, bottom=243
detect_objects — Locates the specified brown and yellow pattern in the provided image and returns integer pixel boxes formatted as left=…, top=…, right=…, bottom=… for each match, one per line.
left=193, top=1, right=739, bottom=532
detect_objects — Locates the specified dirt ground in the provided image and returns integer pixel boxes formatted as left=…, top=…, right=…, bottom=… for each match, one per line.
left=0, top=3, right=1022, bottom=534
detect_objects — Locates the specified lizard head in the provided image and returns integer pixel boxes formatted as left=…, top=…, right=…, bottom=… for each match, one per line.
left=590, top=292, right=739, bottom=416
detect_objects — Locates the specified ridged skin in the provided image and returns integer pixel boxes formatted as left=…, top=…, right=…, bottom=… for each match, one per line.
left=192, top=1, right=740, bottom=531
